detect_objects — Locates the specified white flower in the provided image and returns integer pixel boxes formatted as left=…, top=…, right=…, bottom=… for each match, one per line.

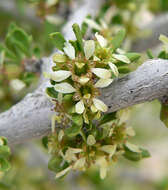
left=113, top=54, right=130, bottom=64
left=73, top=157, right=86, bottom=170
left=75, top=100, right=85, bottom=114
left=54, top=82, right=76, bottom=93
left=84, top=40, right=95, bottom=59
left=126, top=127, right=135, bottom=136
left=95, top=32, right=107, bottom=48
left=91, top=105, right=98, bottom=113
left=53, top=53, right=67, bottom=63
left=79, top=76, right=90, bottom=85
left=91, top=68, right=111, bottom=79
left=84, top=18, right=102, bottom=31
left=55, top=166, right=72, bottom=179
left=93, top=98, right=108, bottom=112
left=63, top=42, right=75, bottom=59
left=95, top=78, right=113, bottom=88
left=125, top=142, right=141, bottom=153
left=10, top=79, right=26, bottom=92
left=58, top=130, right=64, bottom=142
left=87, top=135, right=96, bottom=146
left=108, top=62, right=119, bottom=77
left=45, top=70, right=71, bottom=82
left=99, top=145, right=116, bottom=158
left=96, top=156, right=108, bottom=179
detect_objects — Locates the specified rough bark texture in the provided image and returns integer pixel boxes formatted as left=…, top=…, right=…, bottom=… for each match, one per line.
left=1, top=58, right=168, bottom=144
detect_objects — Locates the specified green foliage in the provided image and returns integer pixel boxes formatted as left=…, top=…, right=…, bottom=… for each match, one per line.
left=0, top=137, right=11, bottom=173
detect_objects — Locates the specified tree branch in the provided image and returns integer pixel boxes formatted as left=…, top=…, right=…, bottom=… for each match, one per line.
left=132, top=13, right=168, bottom=52
left=0, top=0, right=104, bottom=145
left=1, top=59, right=168, bottom=144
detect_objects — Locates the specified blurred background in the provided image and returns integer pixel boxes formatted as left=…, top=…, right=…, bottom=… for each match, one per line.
left=1, top=0, right=168, bottom=189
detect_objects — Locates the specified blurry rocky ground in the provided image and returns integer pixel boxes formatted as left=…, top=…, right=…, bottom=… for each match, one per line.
left=1, top=0, right=168, bottom=190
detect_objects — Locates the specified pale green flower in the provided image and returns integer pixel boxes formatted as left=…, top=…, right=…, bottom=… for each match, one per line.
left=99, top=145, right=116, bottom=158
left=96, top=156, right=108, bottom=179
left=93, top=98, right=108, bottom=112
left=58, top=130, right=64, bottom=142
left=112, top=54, right=130, bottom=63
left=54, top=82, right=76, bottom=93
left=44, top=70, right=71, bottom=82
left=53, top=53, right=67, bottom=63
left=91, top=68, right=111, bottom=79
left=87, top=135, right=96, bottom=146
left=84, top=40, right=95, bottom=59
left=108, top=62, right=119, bottom=77
left=95, top=78, right=113, bottom=88
left=10, top=79, right=26, bottom=92
left=75, top=100, right=85, bottom=114
left=125, top=142, right=141, bottom=153
left=55, top=166, right=72, bottom=179
left=63, top=42, right=75, bottom=59
left=73, top=157, right=86, bottom=170
left=79, top=76, right=90, bottom=85
left=95, top=32, right=107, bottom=48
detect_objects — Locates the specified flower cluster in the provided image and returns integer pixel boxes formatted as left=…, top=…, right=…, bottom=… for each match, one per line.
left=44, top=22, right=149, bottom=179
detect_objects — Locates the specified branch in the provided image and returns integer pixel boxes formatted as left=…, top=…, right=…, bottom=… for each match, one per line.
left=132, top=13, right=168, bottom=51
left=1, top=59, right=168, bottom=144
left=0, top=0, right=104, bottom=145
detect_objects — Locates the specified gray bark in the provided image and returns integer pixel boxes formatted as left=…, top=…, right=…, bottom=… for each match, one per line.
left=1, top=58, right=168, bottom=144
left=132, top=13, right=168, bottom=52
left=0, top=0, right=104, bottom=145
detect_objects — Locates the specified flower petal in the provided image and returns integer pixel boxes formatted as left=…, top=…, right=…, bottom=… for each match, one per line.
left=79, top=76, right=90, bottom=85
left=95, top=78, right=113, bottom=88
left=95, top=32, right=107, bottom=47
left=75, top=100, right=85, bottom=114
left=63, top=42, right=75, bottom=59
left=108, top=62, right=119, bottom=77
left=54, top=82, right=76, bottom=93
left=55, top=166, right=72, bottom=178
left=84, top=18, right=101, bottom=31
left=53, top=53, right=67, bottom=63
left=91, top=68, right=111, bottom=79
left=84, top=40, right=95, bottom=59
left=99, top=145, right=116, bottom=158
left=93, top=98, right=108, bottom=112
left=125, top=142, right=141, bottom=153
left=49, top=70, right=71, bottom=82
left=113, top=54, right=130, bottom=63
left=87, top=135, right=96, bottom=146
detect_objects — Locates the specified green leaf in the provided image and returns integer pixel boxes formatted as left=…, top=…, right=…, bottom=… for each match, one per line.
left=123, top=145, right=150, bottom=161
left=146, top=49, right=154, bottom=59
left=48, top=157, right=63, bottom=173
left=42, top=136, right=49, bottom=149
left=0, top=146, right=11, bottom=159
left=33, top=47, right=41, bottom=58
left=118, top=66, right=131, bottom=74
left=99, top=112, right=116, bottom=125
left=160, top=104, right=168, bottom=128
left=46, top=87, right=58, bottom=99
left=72, top=23, right=84, bottom=53
left=124, top=52, right=141, bottom=62
left=72, top=114, right=83, bottom=126
left=0, top=158, right=11, bottom=172
left=50, top=32, right=66, bottom=51
left=65, top=124, right=82, bottom=138
left=111, top=29, right=126, bottom=50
